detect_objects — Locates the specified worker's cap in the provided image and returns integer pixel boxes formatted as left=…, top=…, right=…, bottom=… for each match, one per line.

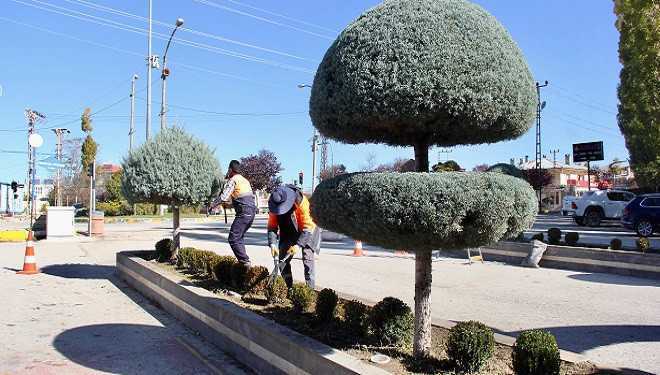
left=268, top=186, right=295, bottom=215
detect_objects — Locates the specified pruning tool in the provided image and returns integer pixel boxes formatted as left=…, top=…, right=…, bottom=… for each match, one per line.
left=268, top=247, right=293, bottom=285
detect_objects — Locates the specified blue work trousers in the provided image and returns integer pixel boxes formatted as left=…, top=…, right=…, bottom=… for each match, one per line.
left=228, top=209, right=255, bottom=264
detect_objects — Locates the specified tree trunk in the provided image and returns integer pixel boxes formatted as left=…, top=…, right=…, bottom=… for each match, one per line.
left=171, top=205, right=181, bottom=262
left=413, top=135, right=432, bottom=359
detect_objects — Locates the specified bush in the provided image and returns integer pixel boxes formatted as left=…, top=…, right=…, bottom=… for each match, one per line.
left=244, top=266, right=269, bottom=295
left=565, top=232, right=579, bottom=247
left=265, top=275, right=288, bottom=304
left=155, top=238, right=174, bottom=262
left=369, top=297, right=414, bottom=346
left=213, top=256, right=237, bottom=287
left=96, top=200, right=132, bottom=216
left=230, top=262, right=249, bottom=291
left=446, top=320, right=495, bottom=374
left=288, top=282, right=316, bottom=312
left=343, top=300, right=369, bottom=335
left=512, top=330, right=561, bottom=375
left=610, top=238, right=623, bottom=250
left=135, top=203, right=158, bottom=215
left=316, top=288, right=339, bottom=321
left=547, top=228, right=562, bottom=245
left=531, top=233, right=544, bottom=242
left=311, top=172, right=537, bottom=252
left=176, top=247, right=194, bottom=268
left=636, top=237, right=650, bottom=252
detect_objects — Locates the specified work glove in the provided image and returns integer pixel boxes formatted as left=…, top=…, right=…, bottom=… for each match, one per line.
left=270, top=244, right=278, bottom=258
left=288, top=245, right=300, bottom=257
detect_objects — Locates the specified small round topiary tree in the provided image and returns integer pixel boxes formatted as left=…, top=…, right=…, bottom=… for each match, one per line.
left=486, top=163, right=525, bottom=179
left=446, top=321, right=495, bottom=374
left=265, top=275, right=288, bottom=305
left=230, top=262, right=249, bottom=291
left=244, top=266, right=269, bottom=295
left=531, top=233, right=545, bottom=242
left=565, top=232, right=579, bottom=247
left=610, top=238, right=623, bottom=250
left=316, top=288, right=339, bottom=321
left=343, top=300, right=369, bottom=335
left=369, top=297, right=414, bottom=347
left=512, top=330, right=561, bottom=375
left=547, top=228, right=562, bottom=245
left=122, top=127, right=223, bottom=262
left=213, top=256, right=237, bottom=287
left=636, top=237, right=650, bottom=252
left=288, top=282, right=316, bottom=312
left=309, top=0, right=537, bottom=358
left=155, top=238, right=174, bottom=262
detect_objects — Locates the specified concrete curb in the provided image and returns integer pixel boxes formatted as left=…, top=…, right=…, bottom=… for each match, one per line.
left=116, top=251, right=389, bottom=375
left=482, top=241, right=660, bottom=280
left=0, top=230, right=27, bottom=242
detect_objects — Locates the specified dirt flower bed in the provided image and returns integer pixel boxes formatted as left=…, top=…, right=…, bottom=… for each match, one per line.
left=148, top=257, right=600, bottom=375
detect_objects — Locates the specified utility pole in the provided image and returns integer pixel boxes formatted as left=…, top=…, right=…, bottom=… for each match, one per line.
left=24, top=109, right=45, bottom=218
left=130, top=74, right=138, bottom=150
left=535, top=80, right=548, bottom=212
left=312, top=129, right=318, bottom=192
left=146, top=0, right=159, bottom=140
left=549, top=149, right=559, bottom=168
left=438, top=149, right=453, bottom=163
left=52, top=128, right=70, bottom=206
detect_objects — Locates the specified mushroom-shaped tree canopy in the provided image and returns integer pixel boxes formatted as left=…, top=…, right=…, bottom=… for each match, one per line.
left=310, top=0, right=536, bottom=148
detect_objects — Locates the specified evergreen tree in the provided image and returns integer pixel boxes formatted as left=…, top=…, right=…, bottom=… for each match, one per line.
left=121, top=128, right=223, bottom=260
left=614, top=0, right=660, bottom=187
left=80, top=107, right=97, bottom=174
left=309, top=0, right=537, bottom=358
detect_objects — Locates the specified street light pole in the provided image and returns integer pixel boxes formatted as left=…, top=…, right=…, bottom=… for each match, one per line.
left=146, top=0, right=152, bottom=140
left=161, top=18, right=184, bottom=132
left=535, top=80, right=548, bottom=212
left=130, top=74, right=138, bottom=151
left=52, top=128, right=70, bottom=206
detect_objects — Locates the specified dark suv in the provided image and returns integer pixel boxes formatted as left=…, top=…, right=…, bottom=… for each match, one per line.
left=621, top=194, right=660, bottom=237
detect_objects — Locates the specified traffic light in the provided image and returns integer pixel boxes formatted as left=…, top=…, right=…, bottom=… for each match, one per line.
left=299, top=172, right=303, bottom=185
left=88, top=161, right=95, bottom=177
left=11, top=181, right=17, bottom=192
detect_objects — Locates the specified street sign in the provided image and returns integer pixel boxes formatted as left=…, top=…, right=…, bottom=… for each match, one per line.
left=573, top=141, right=604, bottom=162
left=37, top=156, right=66, bottom=172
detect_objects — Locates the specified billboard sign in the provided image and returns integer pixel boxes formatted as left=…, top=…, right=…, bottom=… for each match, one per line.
left=573, top=141, right=604, bottom=162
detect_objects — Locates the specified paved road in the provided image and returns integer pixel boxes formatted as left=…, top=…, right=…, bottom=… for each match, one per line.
left=1, top=217, right=659, bottom=374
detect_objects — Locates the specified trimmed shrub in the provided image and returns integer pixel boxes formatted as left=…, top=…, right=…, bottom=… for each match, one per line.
left=213, top=256, right=237, bottom=287
left=486, top=163, right=524, bottom=179
left=244, top=266, right=269, bottom=295
left=288, top=283, right=316, bottom=312
left=230, top=262, right=249, bottom=291
left=446, top=320, right=495, bottom=374
left=369, top=297, right=414, bottom=346
left=547, top=228, right=562, bottom=245
left=265, top=275, right=288, bottom=305
left=512, top=330, right=561, bottom=375
left=343, top=300, right=369, bottom=335
left=565, top=232, right=579, bottom=246
left=636, top=237, right=650, bottom=252
left=96, top=200, right=133, bottom=216
left=176, top=247, right=194, bottom=268
left=531, top=233, right=544, bottom=242
left=311, top=172, right=537, bottom=252
left=155, top=238, right=174, bottom=262
left=610, top=238, right=623, bottom=250
left=315, top=288, right=339, bottom=321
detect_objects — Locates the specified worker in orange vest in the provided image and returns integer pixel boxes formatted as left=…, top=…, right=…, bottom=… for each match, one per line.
left=214, top=160, right=256, bottom=267
left=267, top=185, right=321, bottom=288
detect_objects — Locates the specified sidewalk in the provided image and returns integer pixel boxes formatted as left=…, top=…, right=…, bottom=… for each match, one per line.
left=0, top=233, right=251, bottom=374
left=1, top=218, right=658, bottom=374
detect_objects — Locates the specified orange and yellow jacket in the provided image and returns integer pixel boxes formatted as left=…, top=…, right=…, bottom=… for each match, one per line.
left=267, top=187, right=320, bottom=252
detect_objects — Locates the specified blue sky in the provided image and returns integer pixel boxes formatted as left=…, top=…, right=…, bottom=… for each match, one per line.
left=0, top=0, right=626, bottom=190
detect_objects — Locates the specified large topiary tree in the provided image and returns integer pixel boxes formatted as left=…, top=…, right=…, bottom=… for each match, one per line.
left=121, top=128, right=223, bottom=260
left=309, top=0, right=537, bottom=358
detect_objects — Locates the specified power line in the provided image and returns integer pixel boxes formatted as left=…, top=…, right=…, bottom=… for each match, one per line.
left=134, top=96, right=307, bottom=117
left=193, top=0, right=336, bottom=40
left=548, top=82, right=617, bottom=111
left=224, top=0, right=340, bottom=34
left=545, top=87, right=617, bottom=115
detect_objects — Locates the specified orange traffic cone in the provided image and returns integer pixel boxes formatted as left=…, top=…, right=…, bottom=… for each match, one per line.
left=350, top=240, right=366, bottom=257
left=17, top=231, right=42, bottom=275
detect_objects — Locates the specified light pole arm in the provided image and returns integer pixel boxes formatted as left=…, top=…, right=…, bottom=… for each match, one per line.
left=162, top=26, right=181, bottom=73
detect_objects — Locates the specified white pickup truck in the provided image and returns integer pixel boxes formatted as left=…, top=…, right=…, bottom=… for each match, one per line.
left=571, top=189, right=635, bottom=227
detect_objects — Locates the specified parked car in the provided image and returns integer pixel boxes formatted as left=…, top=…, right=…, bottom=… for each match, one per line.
left=571, top=189, right=635, bottom=227
left=621, top=194, right=660, bottom=237
left=561, top=196, right=577, bottom=216
left=72, top=203, right=87, bottom=217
